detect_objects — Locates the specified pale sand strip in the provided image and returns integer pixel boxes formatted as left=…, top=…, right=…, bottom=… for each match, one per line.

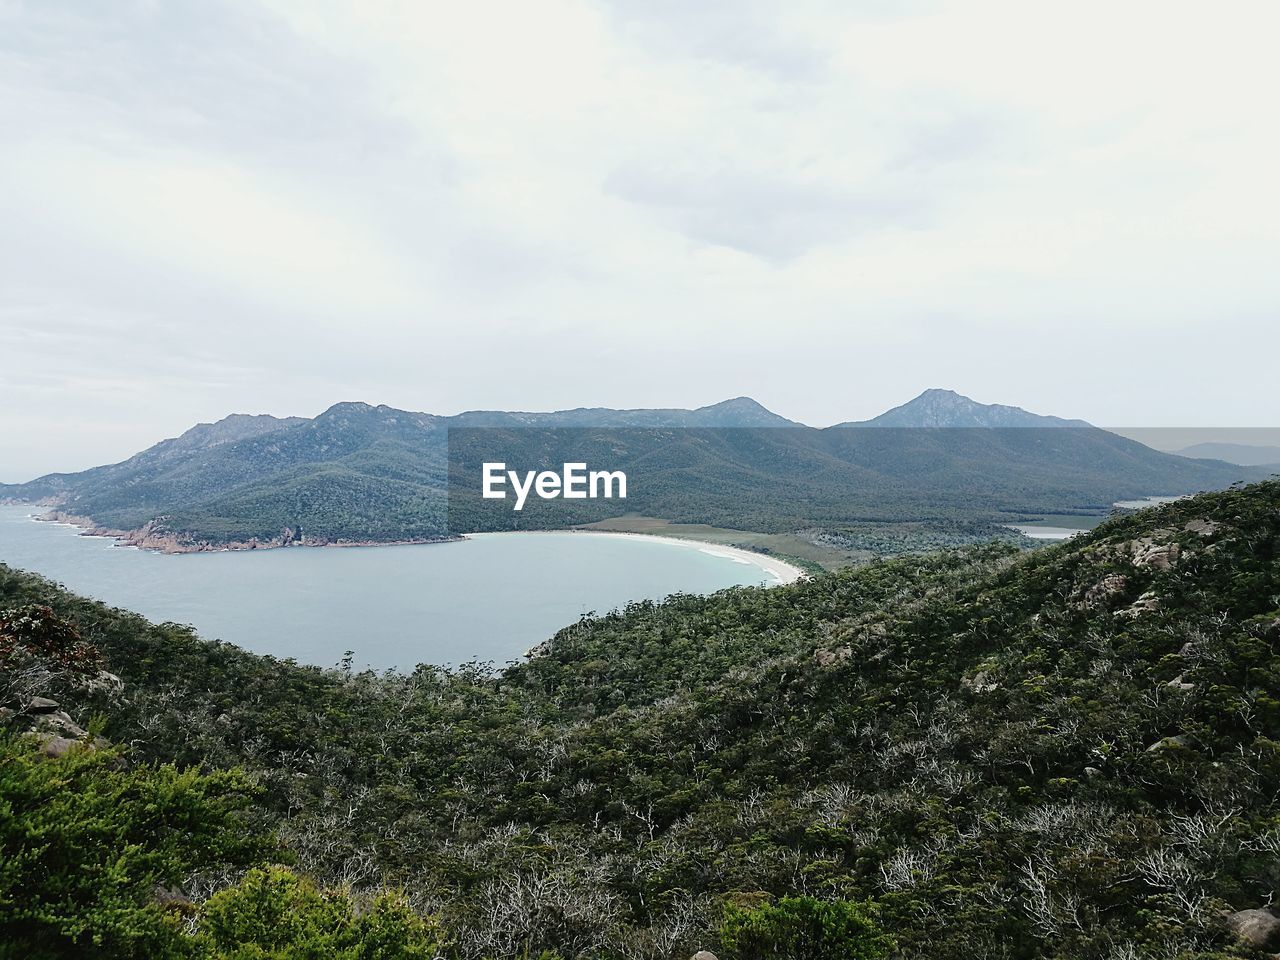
left=24, top=507, right=806, bottom=582
left=466, top=529, right=806, bottom=585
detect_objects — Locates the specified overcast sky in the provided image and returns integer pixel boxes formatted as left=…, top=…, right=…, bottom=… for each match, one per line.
left=2, top=0, right=1278, bottom=480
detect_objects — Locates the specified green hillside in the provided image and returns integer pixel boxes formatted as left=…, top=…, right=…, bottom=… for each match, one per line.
left=4, top=481, right=1280, bottom=957
left=448, top=422, right=1266, bottom=535
left=1, top=394, right=1266, bottom=555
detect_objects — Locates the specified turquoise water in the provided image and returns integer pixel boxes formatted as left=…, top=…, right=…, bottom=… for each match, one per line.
left=0, top=505, right=772, bottom=670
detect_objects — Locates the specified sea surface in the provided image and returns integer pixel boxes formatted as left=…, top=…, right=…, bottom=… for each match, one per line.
left=0, top=505, right=776, bottom=670
left=1005, top=524, right=1092, bottom=540
left=1005, top=496, right=1183, bottom=540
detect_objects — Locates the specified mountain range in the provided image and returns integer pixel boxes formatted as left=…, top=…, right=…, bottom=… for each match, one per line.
left=1175, top=441, right=1280, bottom=467
left=1, top=390, right=1267, bottom=555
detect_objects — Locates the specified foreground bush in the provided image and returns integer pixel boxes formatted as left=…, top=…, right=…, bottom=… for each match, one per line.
left=0, top=734, right=262, bottom=959
left=195, top=865, right=440, bottom=959
left=719, top=896, right=890, bottom=960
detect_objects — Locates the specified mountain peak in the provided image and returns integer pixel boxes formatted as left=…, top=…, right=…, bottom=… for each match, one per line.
left=691, top=397, right=798, bottom=427
left=846, top=389, right=1092, bottom=429
left=319, top=401, right=377, bottom=417
left=698, top=396, right=769, bottom=414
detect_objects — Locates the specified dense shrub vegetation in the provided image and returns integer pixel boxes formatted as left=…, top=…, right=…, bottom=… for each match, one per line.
left=0, top=735, right=263, bottom=957
left=1, top=480, right=1278, bottom=957
left=719, top=897, right=889, bottom=960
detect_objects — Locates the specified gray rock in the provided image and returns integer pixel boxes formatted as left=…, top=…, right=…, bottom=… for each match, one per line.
left=1226, top=908, right=1280, bottom=950
left=1165, top=675, right=1195, bottom=692
left=153, top=884, right=194, bottom=910
left=86, top=671, right=124, bottom=694
left=35, top=734, right=80, bottom=759
left=26, top=697, right=60, bottom=714
left=1146, top=734, right=1193, bottom=753
left=962, top=670, right=1000, bottom=694
left=1084, top=574, right=1129, bottom=608
left=34, top=711, right=88, bottom=739
left=27, top=729, right=107, bottom=759
left=1184, top=518, right=1221, bottom=537
left=1084, top=766, right=1101, bottom=778
left=1118, top=591, right=1161, bottom=618
left=1130, top=539, right=1180, bottom=571
left=814, top=646, right=851, bottom=667
left=692, top=953, right=720, bottom=960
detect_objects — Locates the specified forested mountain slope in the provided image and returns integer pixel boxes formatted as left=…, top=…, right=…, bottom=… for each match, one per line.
left=1, top=394, right=1265, bottom=551
left=0, top=398, right=793, bottom=547
left=450, top=421, right=1267, bottom=535
left=3, top=481, right=1280, bottom=957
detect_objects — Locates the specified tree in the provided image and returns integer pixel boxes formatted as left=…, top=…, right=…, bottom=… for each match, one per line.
left=0, top=733, right=264, bottom=959
left=195, top=865, right=440, bottom=959
left=0, top=605, right=102, bottom=710
left=719, top=896, right=891, bottom=960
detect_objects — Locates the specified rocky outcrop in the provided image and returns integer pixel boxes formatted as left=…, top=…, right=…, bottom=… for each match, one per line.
left=3, top=696, right=108, bottom=757
left=1118, top=590, right=1161, bottom=618
left=85, top=670, right=124, bottom=695
left=1184, top=518, right=1221, bottom=537
left=962, top=670, right=999, bottom=694
left=1127, top=537, right=1180, bottom=571
left=35, top=734, right=83, bottom=759
left=691, top=952, right=720, bottom=960
left=1082, top=574, right=1129, bottom=609
left=39, top=511, right=460, bottom=555
left=1080, top=527, right=1196, bottom=611
left=1091, top=527, right=1200, bottom=575
left=1226, top=908, right=1280, bottom=950
left=814, top=646, right=852, bottom=667
left=1146, top=734, right=1194, bottom=753
left=33, top=707, right=89, bottom=738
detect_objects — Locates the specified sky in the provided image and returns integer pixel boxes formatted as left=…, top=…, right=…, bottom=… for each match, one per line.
left=2, top=0, right=1278, bottom=480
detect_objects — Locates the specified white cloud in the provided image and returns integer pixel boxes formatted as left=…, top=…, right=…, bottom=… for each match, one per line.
left=2, top=140, right=423, bottom=314
left=0, top=0, right=1277, bottom=479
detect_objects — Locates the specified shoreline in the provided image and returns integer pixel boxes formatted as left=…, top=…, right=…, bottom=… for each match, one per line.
left=465, top=528, right=806, bottom=585
left=27, top=509, right=460, bottom=554
left=13, top=507, right=805, bottom=583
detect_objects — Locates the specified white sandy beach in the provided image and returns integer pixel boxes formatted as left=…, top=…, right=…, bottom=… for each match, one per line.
left=467, top=529, right=806, bottom=585
left=19, top=510, right=806, bottom=581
